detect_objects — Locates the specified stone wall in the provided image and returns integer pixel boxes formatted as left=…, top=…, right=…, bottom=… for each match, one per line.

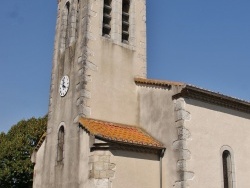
left=34, top=0, right=147, bottom=187
left=89, top=151, right=116, bottom=188
left=173, top=98, right=194, bottom=187
left=137, top=84, right=180, bottom=188
left=85, top=0, right=147, bottom=125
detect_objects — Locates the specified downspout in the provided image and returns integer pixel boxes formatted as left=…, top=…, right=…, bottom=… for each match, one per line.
left=160, top=148, right=166, bottom=188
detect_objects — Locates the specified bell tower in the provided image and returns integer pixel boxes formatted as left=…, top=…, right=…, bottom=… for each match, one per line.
left=37, top=0, right=147, bottom=187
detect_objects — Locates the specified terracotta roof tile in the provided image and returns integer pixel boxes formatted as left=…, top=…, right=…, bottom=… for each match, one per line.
left=34, top=132, right=46, bottom=151
left=135, top=77, right=184, bottom=87
left=79, top=117, right=164, bottom=149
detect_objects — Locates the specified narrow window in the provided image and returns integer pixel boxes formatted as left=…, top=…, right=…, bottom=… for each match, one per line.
left=102, top=0, right=112, bottom=37
left=122, top=0, right=130, bottom=43
left=60, top=2, right=70, bottom=52
left=222, top=150, right=233, bottom=188
left=65, top=2, right=70, bottom=47
left=57, top=126, right=65, bottom=162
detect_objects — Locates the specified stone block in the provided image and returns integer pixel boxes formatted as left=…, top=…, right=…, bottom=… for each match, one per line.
left=175, top=98, right=185, bottom=111
left=103, top=163, right=109, bottom=170
left=108, top=163, right=116, bottom=170
left=175, top=110, right=191, bottom=122
left=80, top=89, right=91, bottom=99
left=89, top=155, right=99, bottom=163
left=86, top=61, right=98, bottom=71
left=90, top=170, right=100, bottom=179
left=76, top=82, right=84, bottom=91
left=89, top=163, right=93, bottom=171
left=177, top=160, right=186, bottom=171
left=94, top=161, right=104, bottom=171
left=175, top=120, right=185, bottom=127
left=99, top=156, right=110, bottom=163
left=174, top=181, right=188, bottom=188
left=106, top=170, right=115, bottom=178
left=179, top=149, right=191, bottom=160
left=78, top=68, right=84, bottom=76
left=82, top=106, right=91, bottom=116
left=178, top=128, right=191, bottom=139
left=77, top=56, right=83, bottom=63
left=84, top=74, right=92, bottom=82
left=76, top=97, right=86, bottom=106
left=73, top=115, right=80, bottom=124
left=99, top=171, right=107, bottom=179
left=179, top=171, right=195, bottom=181
left=93, top=179, right=109, bottom=188
left=173, top=140, right=187, bottom=150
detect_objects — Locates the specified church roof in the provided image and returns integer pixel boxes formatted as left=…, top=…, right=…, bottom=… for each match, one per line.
left=174, top=84, right=250, bottom=113
left=135, top=77, right=250, bottom=113
left=79, top=117, right=165, bottom=149
left=135, top=77, right=184, bottom=87
left=34, top=132, right=46, bottom=151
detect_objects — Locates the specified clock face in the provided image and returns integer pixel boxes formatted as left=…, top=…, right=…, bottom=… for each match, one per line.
left=59, top=75, right=70, bottom=97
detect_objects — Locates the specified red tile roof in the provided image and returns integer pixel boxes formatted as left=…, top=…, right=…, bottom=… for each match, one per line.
left=135, top=77, right=184, bottom=87
left=34, top=132, right=46, bottom=151
left=79, top=117, right=164, bottom=149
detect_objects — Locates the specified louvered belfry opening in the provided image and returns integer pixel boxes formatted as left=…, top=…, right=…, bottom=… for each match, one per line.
left=102, top=0, right=112, bottom=36
left=65, top=2, right=70, bottom=45
left=122, top=0, right=130, bottom=43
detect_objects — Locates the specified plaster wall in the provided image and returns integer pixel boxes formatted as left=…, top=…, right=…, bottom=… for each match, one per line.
left=33, top=142, right=45, bottom=188
left=86, top=0, right=147, bottom=126
left=137, top=85, right=180, bottom=188
left=185, top=99, right=250, bottom=188
left=38, top=0, right=90, bottom=187
left=110, top=150, right=160, bottom=188
left=35, top=0, right=147, bottom=187
left=78, top=130, right=93, bottom=188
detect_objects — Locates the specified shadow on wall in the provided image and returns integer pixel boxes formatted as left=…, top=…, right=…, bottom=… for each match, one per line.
left=110, top=150, right=160, bottom=161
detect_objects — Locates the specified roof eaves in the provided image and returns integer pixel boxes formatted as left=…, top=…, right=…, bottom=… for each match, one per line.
left=94, top=135, right=165, bottom=150
left=79, top=117, right=165, bottom=150
left=134, top=77, right=184, bottom=88
left=34, top=132, right=46, bottom=151
left=173, top=84, right=250, bottom=113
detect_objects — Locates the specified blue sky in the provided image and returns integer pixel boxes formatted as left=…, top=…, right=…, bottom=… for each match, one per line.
left=1, top=0, right=250, bottom=132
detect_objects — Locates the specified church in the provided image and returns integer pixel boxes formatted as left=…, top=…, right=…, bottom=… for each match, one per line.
left=31, top=0, right=250, bottom=187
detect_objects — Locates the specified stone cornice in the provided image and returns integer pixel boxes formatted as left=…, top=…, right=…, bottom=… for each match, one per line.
left=173, top=85, right=250, bottom=113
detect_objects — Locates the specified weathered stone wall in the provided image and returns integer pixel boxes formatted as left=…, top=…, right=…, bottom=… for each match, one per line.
left=89, top=150, right=116, bottom=188
left=34, top=0, right=147, bottom=187
left=32, top=142, right=45, bottom=188
left=85, top=0, right=147, bottom=126
left=35, top=0, right=91, bottom=187
left=173, top=98, right=194, bottom=187
left=137, top=84, right=180, bottom=188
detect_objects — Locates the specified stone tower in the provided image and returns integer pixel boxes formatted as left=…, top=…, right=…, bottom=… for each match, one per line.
left=38, top=0, right=147, bottom=187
